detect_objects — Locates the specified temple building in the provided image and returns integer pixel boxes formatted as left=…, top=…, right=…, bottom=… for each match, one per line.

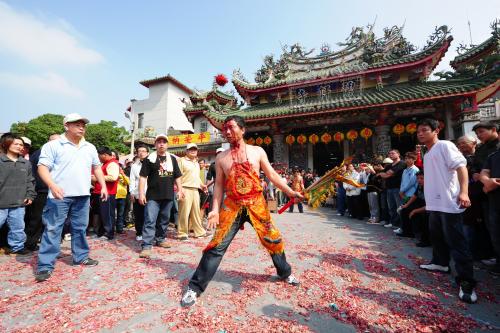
left=184, top=23, right=499, bottom=174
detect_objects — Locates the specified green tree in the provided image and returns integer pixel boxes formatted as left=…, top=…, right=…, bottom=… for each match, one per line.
left=85, top=120, right=129, bottom=154
left=10, top=114, right=64, bottom=150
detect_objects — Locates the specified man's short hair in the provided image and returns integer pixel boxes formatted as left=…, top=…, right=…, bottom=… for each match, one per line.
left=417, top=118, right=440, bottom=131
left=472, top=121, right=498, bottom=132
left=136, top=144, right=149, bottom=152
left=97, top=146, right=112, bottom=155
left=388, top=149, right=400, bottom=156
left=224, top=115, right=246, bottom=129
left=416, top=170, right=424, bottom=176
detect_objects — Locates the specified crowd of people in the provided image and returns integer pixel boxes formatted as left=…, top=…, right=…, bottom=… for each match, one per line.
left=0, top=113, right=499, bottom=306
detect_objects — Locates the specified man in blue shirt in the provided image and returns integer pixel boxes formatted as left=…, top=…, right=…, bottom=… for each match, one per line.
left=35, top=113, right=108, bottom=282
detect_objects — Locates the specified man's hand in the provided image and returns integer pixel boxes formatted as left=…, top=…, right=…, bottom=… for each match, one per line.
left=130, top=196, right=135, bottom=203
left=91, top=175, right=97, bottom=184
left=483, top=178, right=500, bottom=193
left=409, top=209, right=416, bottom=219
left=24, top=199, right=33, bottom=206
left=201, top=184, right=208, bottom=193
left=49, top=184, right=64, bottom=200
left=458, top=191, right=471, bottom=208
left=100, top=188, right=108, bottom=201
left=472, top=173, right=481, bottom=182
left=177, top=190, right=185, bottom=201
left=139, top=193, right=147, bottom=206
left=289, top=191, right=304, bottom=201
left=207, top=211, right=219, bottom=229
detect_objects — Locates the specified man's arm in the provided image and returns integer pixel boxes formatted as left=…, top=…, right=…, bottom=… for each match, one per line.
left=38, top=164, right=64, bottom=200
left=138, top=176, right=147, bottom=205
left=456, top=165, right=470, bottom=207
left=480, top=169, right=500, bottom=193
left=259, top=148, right=300, bottom=198
left=93, top=165, right=108, bottom=201
left=24, top=162, right=36, bottom=204
left=378, top=169, right=394, bottom=179
left=104, top=162, right=119, bottom=182
left=402, top=194, right=417, bottom=208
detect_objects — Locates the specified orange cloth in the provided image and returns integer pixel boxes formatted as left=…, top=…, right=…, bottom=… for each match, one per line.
left=204, top=160, right=284, bottom=254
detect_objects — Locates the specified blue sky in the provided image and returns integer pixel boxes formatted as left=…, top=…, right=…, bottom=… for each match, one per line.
left=0, top=0, right=498, bottom=132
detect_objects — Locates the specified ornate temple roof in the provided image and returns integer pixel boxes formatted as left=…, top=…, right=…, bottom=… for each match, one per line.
left=450, top=21, right=499, bottom=69
left=196, top=71, right=500, bottom=127
left=232, top=25, right=452, bottom=94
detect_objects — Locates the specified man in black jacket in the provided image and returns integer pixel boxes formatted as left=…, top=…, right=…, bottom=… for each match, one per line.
left=24, top=134, right=60, bottom=251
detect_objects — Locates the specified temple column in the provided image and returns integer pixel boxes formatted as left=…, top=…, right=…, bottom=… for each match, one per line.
left=375, top=125, right=391, bottom=157
left=272, top=134, right=287, bottom=166
left=307, top=143, right=314, bottom=171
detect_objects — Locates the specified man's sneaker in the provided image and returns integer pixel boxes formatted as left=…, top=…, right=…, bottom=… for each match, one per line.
left=156, top=241, right=171, bottom=248
left=139, top=249, right=152, bottom=258
left=98, top=236, right=109, bottom=241
left=383, top=223, right=393, bottom=228
left=393, top=228, right=403, bottom=234
left=285, top=275, right=300, bottom=286
left=35, top=270, right=52, bottom=282
left=459, top=281, right=477, bottom=304
left=136, top=235, right=143, bottom=241
left=419, top=263, right=450, bottom=273
left=481, top=258, right=497, bottom=266
left=73, top=258, right=99, bottom=266
left=11, top=248, right=32, bottom=256
left=180, top=288, right=198, bottom=307
left=177, top=236, right=189, bottom=241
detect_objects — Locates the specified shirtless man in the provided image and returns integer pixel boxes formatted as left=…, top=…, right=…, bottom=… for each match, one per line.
left=180, top=115, right=303, bottom=307
left=289, top=168, right=305, bottom=213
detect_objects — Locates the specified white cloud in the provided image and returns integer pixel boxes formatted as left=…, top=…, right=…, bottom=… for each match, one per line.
left=0, top=2, right=104, bottom=66
left=0, top=72, right=84, bottom=98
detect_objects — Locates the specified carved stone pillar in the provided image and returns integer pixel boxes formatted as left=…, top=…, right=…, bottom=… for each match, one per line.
left=272, top=134, right=286, bottom=165
left=375, top=125, right=391, bottom=156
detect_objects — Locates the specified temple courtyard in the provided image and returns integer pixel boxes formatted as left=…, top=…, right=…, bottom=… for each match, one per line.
left=0, top=207, right=499, bottom=333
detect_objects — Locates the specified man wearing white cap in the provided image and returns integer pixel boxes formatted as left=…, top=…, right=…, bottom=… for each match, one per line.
left=35, top=113, right=108, bottom=282
left=138, top=134, right=183, bottom=258
left=177, top=143, right=209, bottom=240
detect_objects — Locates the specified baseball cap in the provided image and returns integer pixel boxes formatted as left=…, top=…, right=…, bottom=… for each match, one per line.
left=63, top=113, right=89, bottom=124
left=216, top=147, right=225, bottom=154
left=155, top=134, right=169, bottom=143
left=186, top=143, right=198, bottom=150
left=382, top=157, right=393, bottom=164
left=21, top=136, right=31, bottom=146
left=472, top=121, right=498, bottom=132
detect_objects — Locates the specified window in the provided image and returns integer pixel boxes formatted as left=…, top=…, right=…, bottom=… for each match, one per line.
left=137, top=113, right=144, bottom=129
left=200, top=121, right=208, bottom=132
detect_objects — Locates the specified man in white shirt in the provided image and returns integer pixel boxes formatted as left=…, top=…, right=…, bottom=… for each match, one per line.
left=129, top=144, right=149, bottom=241
left=416, top=118, right=476, bottom=304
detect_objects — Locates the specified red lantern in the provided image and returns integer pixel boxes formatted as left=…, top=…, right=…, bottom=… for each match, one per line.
left=263, top=136, right=272, bottom=145
left=333, top=132, right=344, bottom=144
left=406, top=123, right=417, bottom=134
left=285, top=135, right=295, bottom=145
left=255, top=137, right=264, bottom=146
left=393, top=124, right=405, bottom=136
left=309, top=134, right=319, bottom=145
left=360, top=128, right=373, bottom=142
left=321, top=133, right=332, bottom=144
left=247, top=137, right=255, bottom=145
left=215, top=74, right=228, bottom=86
left=346, top=129, right=358, bottom=142
left=297, top=134, right=307, bottom=145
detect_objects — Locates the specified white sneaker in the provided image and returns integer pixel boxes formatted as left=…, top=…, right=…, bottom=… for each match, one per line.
left=419, top=263, right=450, bottom=273
left=64, top=234, right=71, bottom=241
left=481, top=258, right=497, bottom=266
left=459, top=281, right=477, bottom=304
left=98, top=236, right=109, bottom=241
left=393, top=228, right=403, bottom=234
left=180, top=288, right=197, bottom=307
left=286, top=275, right=300, bottom=286
left=383, top=223, right=393, bottom=228
left=136, top=235, right=143, bottom=241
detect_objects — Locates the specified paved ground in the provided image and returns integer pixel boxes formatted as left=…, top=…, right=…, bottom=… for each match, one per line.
left=0, top=206, right=499, bottom=333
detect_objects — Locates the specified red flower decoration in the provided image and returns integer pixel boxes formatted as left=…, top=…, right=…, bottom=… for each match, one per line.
left=215, top=74, right=228, bottom=87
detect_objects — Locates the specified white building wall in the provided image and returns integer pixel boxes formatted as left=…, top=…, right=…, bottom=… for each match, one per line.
left=132, top=81, right=193, bottom=136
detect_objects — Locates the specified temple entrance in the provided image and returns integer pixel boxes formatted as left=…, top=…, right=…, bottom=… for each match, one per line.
left=390, top=134, right=418, bottom=156
left=289, top=144, right=308, bottom=171
left=313, top=142, right=344, bottom=176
